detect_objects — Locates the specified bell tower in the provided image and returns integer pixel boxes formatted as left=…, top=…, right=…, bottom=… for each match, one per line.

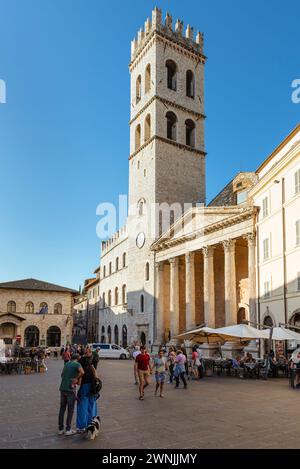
left=127, top=8, right=207, bottom=344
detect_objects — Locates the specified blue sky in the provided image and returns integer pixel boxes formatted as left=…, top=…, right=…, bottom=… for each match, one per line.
left=0, top=0, right=299, bottom=290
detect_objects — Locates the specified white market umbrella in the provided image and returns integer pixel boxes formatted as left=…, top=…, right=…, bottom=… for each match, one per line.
left=174, top=326, right=226, bottom=344
left=260, top=326, right=300, bottom=341
left=213, top=323, right=267, bottom=341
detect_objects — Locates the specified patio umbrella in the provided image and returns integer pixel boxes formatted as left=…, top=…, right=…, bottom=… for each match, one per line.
left=260, top=326, right=300, bottom=341
left=174, top=326, right=226, bottom=344
left=213, top=323, right=267, bottom=341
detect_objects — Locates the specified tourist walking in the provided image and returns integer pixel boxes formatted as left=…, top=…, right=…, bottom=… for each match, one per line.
left=132, top=346, right=141, bottom=385
left=135, top=346, right=151, bottom=400
left=76, top=347, right=99, bottom=433
left=174, top=349, right=187, bottom=389
left=191, top=346, right=201, bottom=379
left=167, top=346, right=176, bottom=384
left=153, top=349, right=168, bottom=398
left=58, top=353, right=84, bottom=436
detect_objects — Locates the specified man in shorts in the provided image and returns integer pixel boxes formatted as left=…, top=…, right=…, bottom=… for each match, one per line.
left=153, top=349, right=168, bottom=398
left=135, top=346, right=151, bottom=400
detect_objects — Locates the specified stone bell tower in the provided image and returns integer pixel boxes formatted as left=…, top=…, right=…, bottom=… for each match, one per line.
left=126, top=8, right=207, bottom=345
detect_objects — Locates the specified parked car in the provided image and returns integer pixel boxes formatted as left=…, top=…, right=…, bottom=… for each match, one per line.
left=89, top=343, right=130, bottom=360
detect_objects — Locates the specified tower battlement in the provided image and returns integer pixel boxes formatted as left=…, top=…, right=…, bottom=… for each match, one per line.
left=131, top=7, right=204, bottom=61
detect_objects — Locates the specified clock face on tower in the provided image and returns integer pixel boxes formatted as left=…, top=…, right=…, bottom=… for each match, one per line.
left=136, top=232, right=146, bottom=249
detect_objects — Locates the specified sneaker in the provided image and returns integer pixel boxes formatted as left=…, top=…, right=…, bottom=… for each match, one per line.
left=65, top=429, right=76, bottom=436
left=58, top=430, right=64, bottom=435
left=76, top=428, right=85, bottom=434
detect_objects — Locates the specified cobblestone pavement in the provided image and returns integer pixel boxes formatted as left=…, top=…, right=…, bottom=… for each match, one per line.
left=0, top=358, right=299, bottom=449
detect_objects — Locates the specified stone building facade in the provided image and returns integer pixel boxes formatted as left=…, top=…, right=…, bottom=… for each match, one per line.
left=250, top=123, right=300, bottom=347
left=81, top=8, right=299, bottom=355
left=0, top=279, right=77, bottom=349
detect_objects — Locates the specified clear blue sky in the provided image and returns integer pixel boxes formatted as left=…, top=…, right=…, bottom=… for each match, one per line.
left=0, top=0, right=299, bottom=290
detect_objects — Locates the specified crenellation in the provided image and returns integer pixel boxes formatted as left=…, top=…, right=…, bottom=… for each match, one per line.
left=144, top=17, right=151, bottom=34
left=152, top=6, right=162, bottom=28
left=130, top=8, right=204, bottom=62
left=185, top=24, right=194, bottom=40
left=175, top=19, right=183, bottom=36
left=165, top=12, right=172, bottom=30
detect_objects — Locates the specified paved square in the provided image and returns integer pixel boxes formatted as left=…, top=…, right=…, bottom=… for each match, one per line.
left=0, top=358, right=299, bottom=449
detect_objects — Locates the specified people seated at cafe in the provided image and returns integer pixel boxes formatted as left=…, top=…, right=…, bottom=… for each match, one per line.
left=244, top=352, right=256, bottom=363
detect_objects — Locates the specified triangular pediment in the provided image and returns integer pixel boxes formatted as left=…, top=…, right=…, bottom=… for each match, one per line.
left=151, top=206, right=255, bottom=250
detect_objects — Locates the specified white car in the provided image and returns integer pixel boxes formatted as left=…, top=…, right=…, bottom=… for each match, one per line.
left=90, top=343, right=130, bottom=359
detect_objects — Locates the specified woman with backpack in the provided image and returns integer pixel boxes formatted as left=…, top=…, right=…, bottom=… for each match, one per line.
left=76, top=347, right=101, bottom=435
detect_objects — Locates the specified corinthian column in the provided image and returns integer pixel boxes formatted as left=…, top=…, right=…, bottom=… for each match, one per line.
left=169, top=257, right=179, bottom=339
left=203, top=246, right=215, bottom=328
left=223, top=239, right=237, bottom=325
left=155, top=262, right=165, bottom=344
left=185, top=252, right=195, bottom=331
left=246, top=233, right=257, bottom=324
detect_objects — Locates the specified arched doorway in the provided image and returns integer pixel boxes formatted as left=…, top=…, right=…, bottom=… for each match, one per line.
left=101, top=326, right=105, bottom=343
left=122, top=325, right=127, bottom=348
left=289, top=312, right=300, bottom=331
left=46, top=326, right=61, bottom=347
left=237, top=307, right=246, bottom=324
left=114, top=325, right=119, bottom=345
left=107, top=326, right=112, bottom=344
left=140, top=331, right=146, bottom=346
left=24, top=325, right=40, bottom=348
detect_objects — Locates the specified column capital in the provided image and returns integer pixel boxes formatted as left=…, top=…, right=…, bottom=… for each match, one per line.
left=168, top=257, right=178, bottom=265
left=222, top=239, right=236, bottom=252
left=155, top=262, right=164, bottom=272
left=185, top=251, right=195, bottom=264
left=244, top=232, right=256, bottom=246
left=202, top=245, right=214, bottom=258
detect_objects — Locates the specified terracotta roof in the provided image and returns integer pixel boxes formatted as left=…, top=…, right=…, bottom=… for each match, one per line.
left=0, top=278, right=78, bottom=294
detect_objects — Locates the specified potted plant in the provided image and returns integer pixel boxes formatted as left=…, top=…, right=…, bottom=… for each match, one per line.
left=203, top=358, right=214, bottom=377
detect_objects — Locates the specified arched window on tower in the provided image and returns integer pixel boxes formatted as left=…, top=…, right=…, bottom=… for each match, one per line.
left=122, top=284, right=127, bottom=304
left=116, top=257, right=119, bottom=271
left=186, top=70, right=195, bottom=98
left=123, top=252, right=126, bottom=267
left=136, top=75, right=141, bottom=103
left=144, top=114, right=151, bottom=142
left=135, top=124, right=141, bottom=151
left=145, top=64, right=151, bottom=94
left=115, top=287, right=119, bottom=306
left=185, top=119, right=195, bottom=148
left=166, top=111, right=177, bottom=141
left=108, top=290, right=112, bottom=307
left=145, top=262, right=150, bottom=281
left=138, top=199, right=145, bottom=216
left=140, top=294, right=145, bottom=313
left=166, top=60, right=177, bottom=91
left=109, top=262, right=112, bottom=275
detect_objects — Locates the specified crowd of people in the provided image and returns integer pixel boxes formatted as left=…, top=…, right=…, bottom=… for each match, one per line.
left=133, top=345, right=206, bottom=400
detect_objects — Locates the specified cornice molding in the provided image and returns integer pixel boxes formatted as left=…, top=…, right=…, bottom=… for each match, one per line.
left=129, top=135, right=206, bottom=160
left=130, top=95, right=206, bottom=125
left=151, top=207, right=257, bottom=252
